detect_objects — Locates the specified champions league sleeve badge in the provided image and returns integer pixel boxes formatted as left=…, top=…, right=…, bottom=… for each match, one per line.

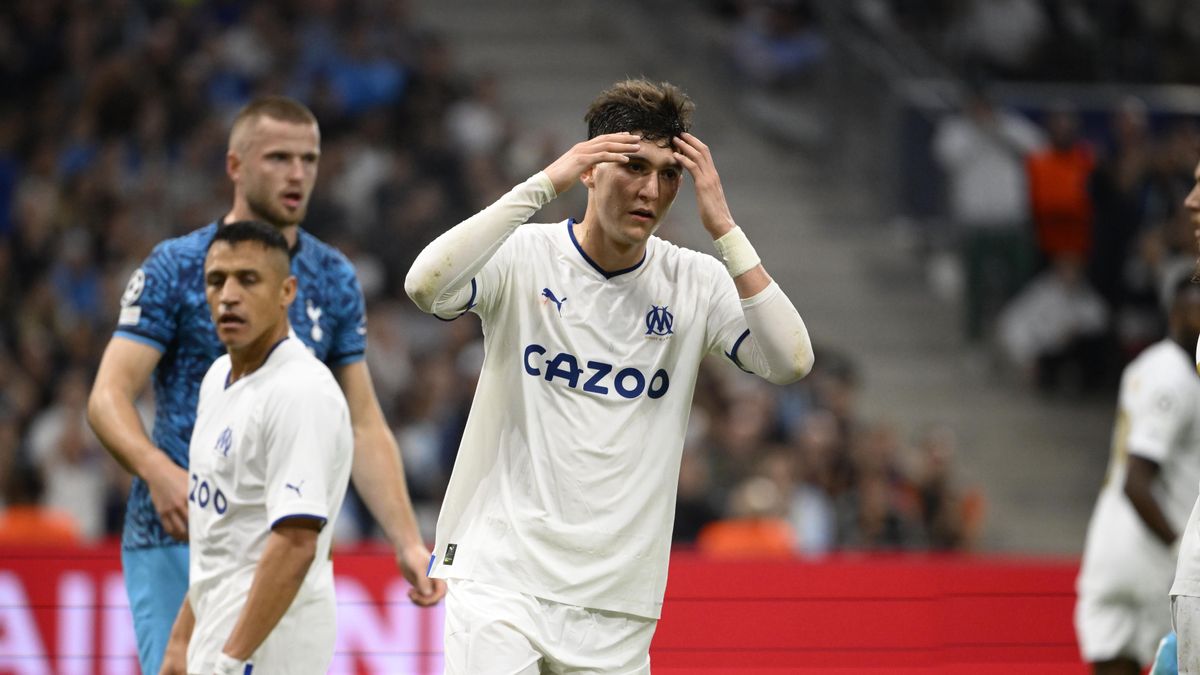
left=118, top=268, right=145, bottom=326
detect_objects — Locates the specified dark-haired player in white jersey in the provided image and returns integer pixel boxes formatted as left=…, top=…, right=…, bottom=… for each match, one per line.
left=162, top=220, right=353, bottom=675
left=406, top=78, right=814, bottom=673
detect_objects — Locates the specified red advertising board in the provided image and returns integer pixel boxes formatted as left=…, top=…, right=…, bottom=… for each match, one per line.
left=0, top=545, right=1084, bottom=674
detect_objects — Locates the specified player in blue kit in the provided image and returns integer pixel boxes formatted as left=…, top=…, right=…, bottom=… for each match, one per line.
left=87, top=96, right=445, bottom=675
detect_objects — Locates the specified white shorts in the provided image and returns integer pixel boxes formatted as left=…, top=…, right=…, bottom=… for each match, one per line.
left=444, top=578, right=656, bottom=675
left=1076, top=587, right=1170, bottom=665
left=1176, top=595, right=1200, bottom=673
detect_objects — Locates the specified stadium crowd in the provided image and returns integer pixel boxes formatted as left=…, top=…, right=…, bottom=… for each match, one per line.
left=846, top=0, right=1200, bottom=85
left=703, top=1, right=1200, bottom=398
left=0, top=0, right=983, bottom=555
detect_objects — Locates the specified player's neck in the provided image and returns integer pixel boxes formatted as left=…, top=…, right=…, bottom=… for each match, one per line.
left=227, top=322, right=290, bottom=384
left=573, top=218, right=646, bottom=273
left=221, top=208, right=300, bottom=249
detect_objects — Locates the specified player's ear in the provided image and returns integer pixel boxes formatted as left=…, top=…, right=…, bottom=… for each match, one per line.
left=580, top=166, right=596, bottom=189
left=281, top=275, right=297, bottom=307
left=226, top=150, right=240, bottom=182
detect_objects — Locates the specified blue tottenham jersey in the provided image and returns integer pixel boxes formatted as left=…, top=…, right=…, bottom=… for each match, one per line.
left=113, top=221, right=367, bottom=550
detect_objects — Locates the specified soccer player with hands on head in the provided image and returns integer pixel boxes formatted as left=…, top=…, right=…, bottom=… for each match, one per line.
left=406, top=78, right=814, bottom=673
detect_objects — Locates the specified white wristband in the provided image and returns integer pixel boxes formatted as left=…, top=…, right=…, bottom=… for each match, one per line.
left=713, top=226, right=761, bottom=278
left=213, top=653, right=248, bottom=675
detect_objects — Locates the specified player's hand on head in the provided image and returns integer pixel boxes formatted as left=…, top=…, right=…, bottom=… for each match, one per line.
left=543, top=133, right=641, bottom=196
left=672, top=132, right=736, bottom=238
left=147, top=456, right=190, bottom=541
left=396, top=542, right=447, bottom=607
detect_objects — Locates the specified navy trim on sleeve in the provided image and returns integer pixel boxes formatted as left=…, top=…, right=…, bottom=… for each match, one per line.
left=113, top=330, right=168, bottom=353
left=270, top=513, right=328, bottom=530
left=434, top=278, right=478, bottom=322
left=724, top=329, right=754, bottom=374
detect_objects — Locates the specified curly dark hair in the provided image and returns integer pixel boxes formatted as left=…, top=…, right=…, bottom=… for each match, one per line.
left=585, top=78, right=694, bottom=143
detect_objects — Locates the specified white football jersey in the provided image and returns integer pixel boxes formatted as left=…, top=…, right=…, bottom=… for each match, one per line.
left=429, top=220, right=751, bottom=618
left=186, top=336, right=353, bottom=673
left=1171, top=339, right=1200, bottom=598
left=1078, top=339, right=1200, bottom=600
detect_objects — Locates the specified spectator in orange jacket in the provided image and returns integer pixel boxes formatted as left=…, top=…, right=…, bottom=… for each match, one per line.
left=1027, top=102, right=1096, bottom=266
left=0, top=459, right=81, bottom=546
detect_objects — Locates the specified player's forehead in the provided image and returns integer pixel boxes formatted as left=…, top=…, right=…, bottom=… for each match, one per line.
left=204, top=240, right=286, bottom=274
left=237, top=115, right=320, bottom=155
left=628, top=134, right=679, bottom=169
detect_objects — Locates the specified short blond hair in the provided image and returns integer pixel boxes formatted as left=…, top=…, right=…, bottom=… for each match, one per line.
left=228, top=96, right=318, bottom=154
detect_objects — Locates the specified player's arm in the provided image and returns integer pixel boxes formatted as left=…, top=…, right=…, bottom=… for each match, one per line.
left=1125, top=454, right=1176, bottom=546
left=160, top=594, right=195, bottom=675
left=334, top=360, right=445, bottom=606
left=87, top=337, right=190, bottom=539
left=673, top=132, right=814, bottom=383
left=404, top=133, right=642, bottom=316
left=217, top=518, right=320, bottom=669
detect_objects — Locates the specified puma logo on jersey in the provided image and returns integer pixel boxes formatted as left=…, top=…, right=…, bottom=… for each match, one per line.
left=541, top=288, right=566, bottom=315
left=285, top=481, right=305, bottom=497
left=306, top=300, right=324, bottom=342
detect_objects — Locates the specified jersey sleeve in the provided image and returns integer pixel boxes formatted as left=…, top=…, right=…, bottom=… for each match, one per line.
left=112, top=242, right=181, bottom=351
left=426, top=226, right=519, bottom=323
left=405, top=172, right=556, bottom=319
left=466, top=234, right=519, bottom=320
left=326, top=255, right=367, bottom=367
left=701, top=255, right=813, bottom=384
left=261, top=378, right=350, bottom=529
left=1126, top=353, right=1194, bottom=464
left=702, top=259, right=754, bottom=369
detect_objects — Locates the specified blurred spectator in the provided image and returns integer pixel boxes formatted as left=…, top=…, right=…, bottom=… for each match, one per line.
left=1026, top=102, right=1095, bottom=267
left=728, top=0, right=829, bottom=90
left=946, top=0, right=1048, bottom=79
left=0, top=459, right=81, bottom=546
left=1089, top=97, right=1155, bottom=310
left=1112, top=222, right=1195, bottom=365
left=998, top=254, right=1109, bottom=393
left=839, top=422, right=920, bottom=550
left=706, top=377, right=779, bottom=504
left=28, top=368, right=113, bottom=540
left=787, top=410, right=839, bottom=554
left=446, top=72, right=512, bottom=159
left=933, top=84, right=1045, bottom=342
left=912, top=424, right=984, bottom=550
left=697, top=475, right=797, bottom=557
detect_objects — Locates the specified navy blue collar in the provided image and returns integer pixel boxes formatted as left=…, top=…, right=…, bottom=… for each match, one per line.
left=567, top=219, right=646, bottom=280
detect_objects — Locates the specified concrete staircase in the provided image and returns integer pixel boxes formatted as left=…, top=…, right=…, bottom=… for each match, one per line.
left=412, top=0, right=1111, bottom=554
